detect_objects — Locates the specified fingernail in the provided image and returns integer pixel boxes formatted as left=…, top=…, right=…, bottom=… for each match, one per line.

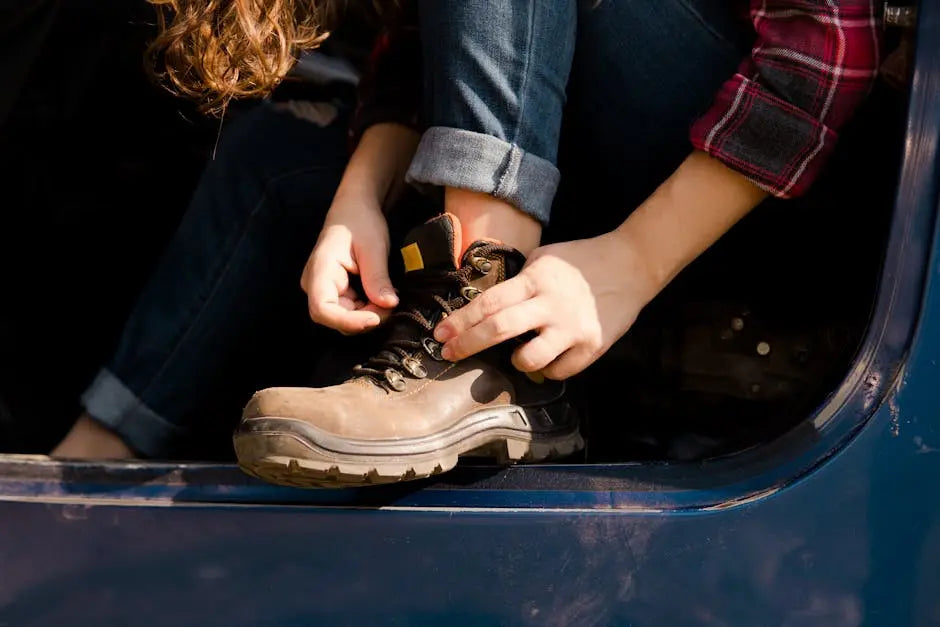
left=440, top=344, right=454, bottom=361
left=434, top=325, right=453, bottom=342
left=381, top=288, right=398, bottom=303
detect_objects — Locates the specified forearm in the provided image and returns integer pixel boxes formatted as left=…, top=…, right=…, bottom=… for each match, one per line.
left=614, top=150, right=768, bottom=301
left=333, top=123, right=420, bottom=211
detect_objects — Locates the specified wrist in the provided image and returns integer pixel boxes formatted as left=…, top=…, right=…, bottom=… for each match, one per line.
left=331, top=183, right=384, bottom=214
left=333, top=158, right=389, bottom=211
left=350, top=123, right=420, bottom=208
left=601, top=228, right=667, bottom=307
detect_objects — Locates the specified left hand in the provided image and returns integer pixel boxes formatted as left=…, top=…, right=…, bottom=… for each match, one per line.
left=434, top=231, right=659, bottom=380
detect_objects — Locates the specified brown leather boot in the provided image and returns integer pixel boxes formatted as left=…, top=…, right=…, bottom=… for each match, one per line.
left=234, top=214, right=583, bottom=487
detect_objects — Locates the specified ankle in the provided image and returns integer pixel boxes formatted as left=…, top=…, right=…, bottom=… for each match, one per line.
left=445, top=188, right=541, bottom=256
left=51, top=414, right=135, bottom=460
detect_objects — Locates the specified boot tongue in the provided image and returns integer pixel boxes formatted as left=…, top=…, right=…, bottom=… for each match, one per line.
left=355, top=214, right=465, bottom=384
left=399, top=213, right=463, bottom=274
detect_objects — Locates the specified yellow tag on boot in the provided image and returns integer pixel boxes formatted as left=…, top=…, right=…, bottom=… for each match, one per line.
left=401, top=242, right=425, bottom=272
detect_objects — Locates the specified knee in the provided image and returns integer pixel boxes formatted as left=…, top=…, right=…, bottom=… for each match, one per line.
left=208, top=102, right=347, bottom=185
left=193, top=102, right=348, bottom=219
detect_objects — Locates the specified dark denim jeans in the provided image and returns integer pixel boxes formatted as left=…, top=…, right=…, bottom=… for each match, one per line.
left=82, top=103, right=351, bottom=457
left=84, top=0, right=750, bottom=457
left=408, top=0, right=749, bottom=228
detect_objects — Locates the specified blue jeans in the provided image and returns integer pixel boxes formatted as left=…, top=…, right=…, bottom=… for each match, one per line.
left=408, top=0, right=750, bottom=228
left=81, top=103, right=352, bottom=458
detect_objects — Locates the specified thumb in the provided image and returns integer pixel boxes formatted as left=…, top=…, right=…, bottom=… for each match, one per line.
left=355, top=240, right=398, bottom=309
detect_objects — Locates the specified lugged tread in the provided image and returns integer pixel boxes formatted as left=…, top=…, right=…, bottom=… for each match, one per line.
left=235, top=428, right=584, bottom=489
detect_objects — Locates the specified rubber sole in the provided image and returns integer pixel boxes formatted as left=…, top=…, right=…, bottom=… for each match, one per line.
left=234, top=405, right=583, bottom=488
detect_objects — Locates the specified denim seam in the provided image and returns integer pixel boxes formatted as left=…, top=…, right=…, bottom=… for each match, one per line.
left=494, top=145, right=521, bottom=200
left=493, top=0, right=537, bottom=196
left=511, top=0, right=537, bottom=146
left=120, top=164, right=338, bottom=426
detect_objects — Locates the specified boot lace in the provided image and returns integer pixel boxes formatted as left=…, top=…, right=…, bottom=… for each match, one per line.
left=352, top=244, right=509, bottom=388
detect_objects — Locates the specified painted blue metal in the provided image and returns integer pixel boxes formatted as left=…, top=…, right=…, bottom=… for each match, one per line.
left=2, top=5, right=939, bottom=626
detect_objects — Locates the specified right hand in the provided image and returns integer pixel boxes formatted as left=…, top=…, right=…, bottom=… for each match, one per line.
left=302, top=194, right=399, bottom=334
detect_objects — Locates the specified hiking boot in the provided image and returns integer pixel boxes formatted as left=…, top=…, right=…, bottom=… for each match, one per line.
left=234, top=213, right=583, bottom=487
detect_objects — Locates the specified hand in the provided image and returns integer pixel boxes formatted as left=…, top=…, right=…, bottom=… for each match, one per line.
left=302, top=123, right=419, bottom=334
left=302, top=194, right=399, bottom=334
left=433, top=231, right=659, bottom=379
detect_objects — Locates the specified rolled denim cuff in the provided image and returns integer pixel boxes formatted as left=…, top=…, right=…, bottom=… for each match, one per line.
left=81, top=369, right=186, bottom=459
left=406, top=127, right=560, bottom=226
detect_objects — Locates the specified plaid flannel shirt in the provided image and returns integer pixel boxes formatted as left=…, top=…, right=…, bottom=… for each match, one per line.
left=690, top=0, right=881, bottom=197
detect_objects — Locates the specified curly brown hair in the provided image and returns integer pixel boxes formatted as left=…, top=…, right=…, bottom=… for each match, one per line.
left=145, top=0, right=342, bottom=114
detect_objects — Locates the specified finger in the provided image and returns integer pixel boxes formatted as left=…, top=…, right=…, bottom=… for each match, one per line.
left=440, top=299, right=547, bottom=361
left=314, top=303, right=383, bottom=334
left=511, top=329, right=572, bottom=373
left=305, top=264, right=353, bottom=315
left=302, top=227, right=354, bottom=295
left=355, top=239, right=398, bottom=309
left=308, top=258, right=367, bottom=330
left=359, top=301, right=394, bottom=326
left=542, top=346, right=596, bottom=381
left=338, top=283, right=364, bottom=303
left=338, top=284, right=391, bottom=324
left=300, top=260, right=311, bottom=294
left=433, top=273, right=536, bottom=343
left=325, top=284, right=389, bottom=332
left=337, top=295, right=364, bottom=311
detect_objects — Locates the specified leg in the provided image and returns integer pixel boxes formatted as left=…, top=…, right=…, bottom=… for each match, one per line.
left=54, top=101, right=349, bottom=459
left=409, top=0, right=577, bottom=253
left=234, top=3, right=586, bottom=484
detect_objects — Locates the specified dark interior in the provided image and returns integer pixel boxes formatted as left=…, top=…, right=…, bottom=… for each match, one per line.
left=0, top=1, right=909, bottom=463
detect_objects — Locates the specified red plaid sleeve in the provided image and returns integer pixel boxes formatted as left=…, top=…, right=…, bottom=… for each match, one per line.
left=690, top=1, right=881, bottom=197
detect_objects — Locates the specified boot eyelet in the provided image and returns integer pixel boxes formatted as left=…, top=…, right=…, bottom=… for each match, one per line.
left=461, top=287, right=482, bottom=301
left=401, top=356, right=428, bottom=378
left=471, top=257, right=492, bottom=273
left=384, top=368, right=407, bottom=391
left=422, top=337, right=444, bottom=361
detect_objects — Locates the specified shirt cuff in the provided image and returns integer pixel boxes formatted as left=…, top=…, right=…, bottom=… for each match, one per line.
left=690, top=74, right=837, bottom=199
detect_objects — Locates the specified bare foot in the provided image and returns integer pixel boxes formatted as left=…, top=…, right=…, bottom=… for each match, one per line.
left=51, top=414, right=135, bottom=459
